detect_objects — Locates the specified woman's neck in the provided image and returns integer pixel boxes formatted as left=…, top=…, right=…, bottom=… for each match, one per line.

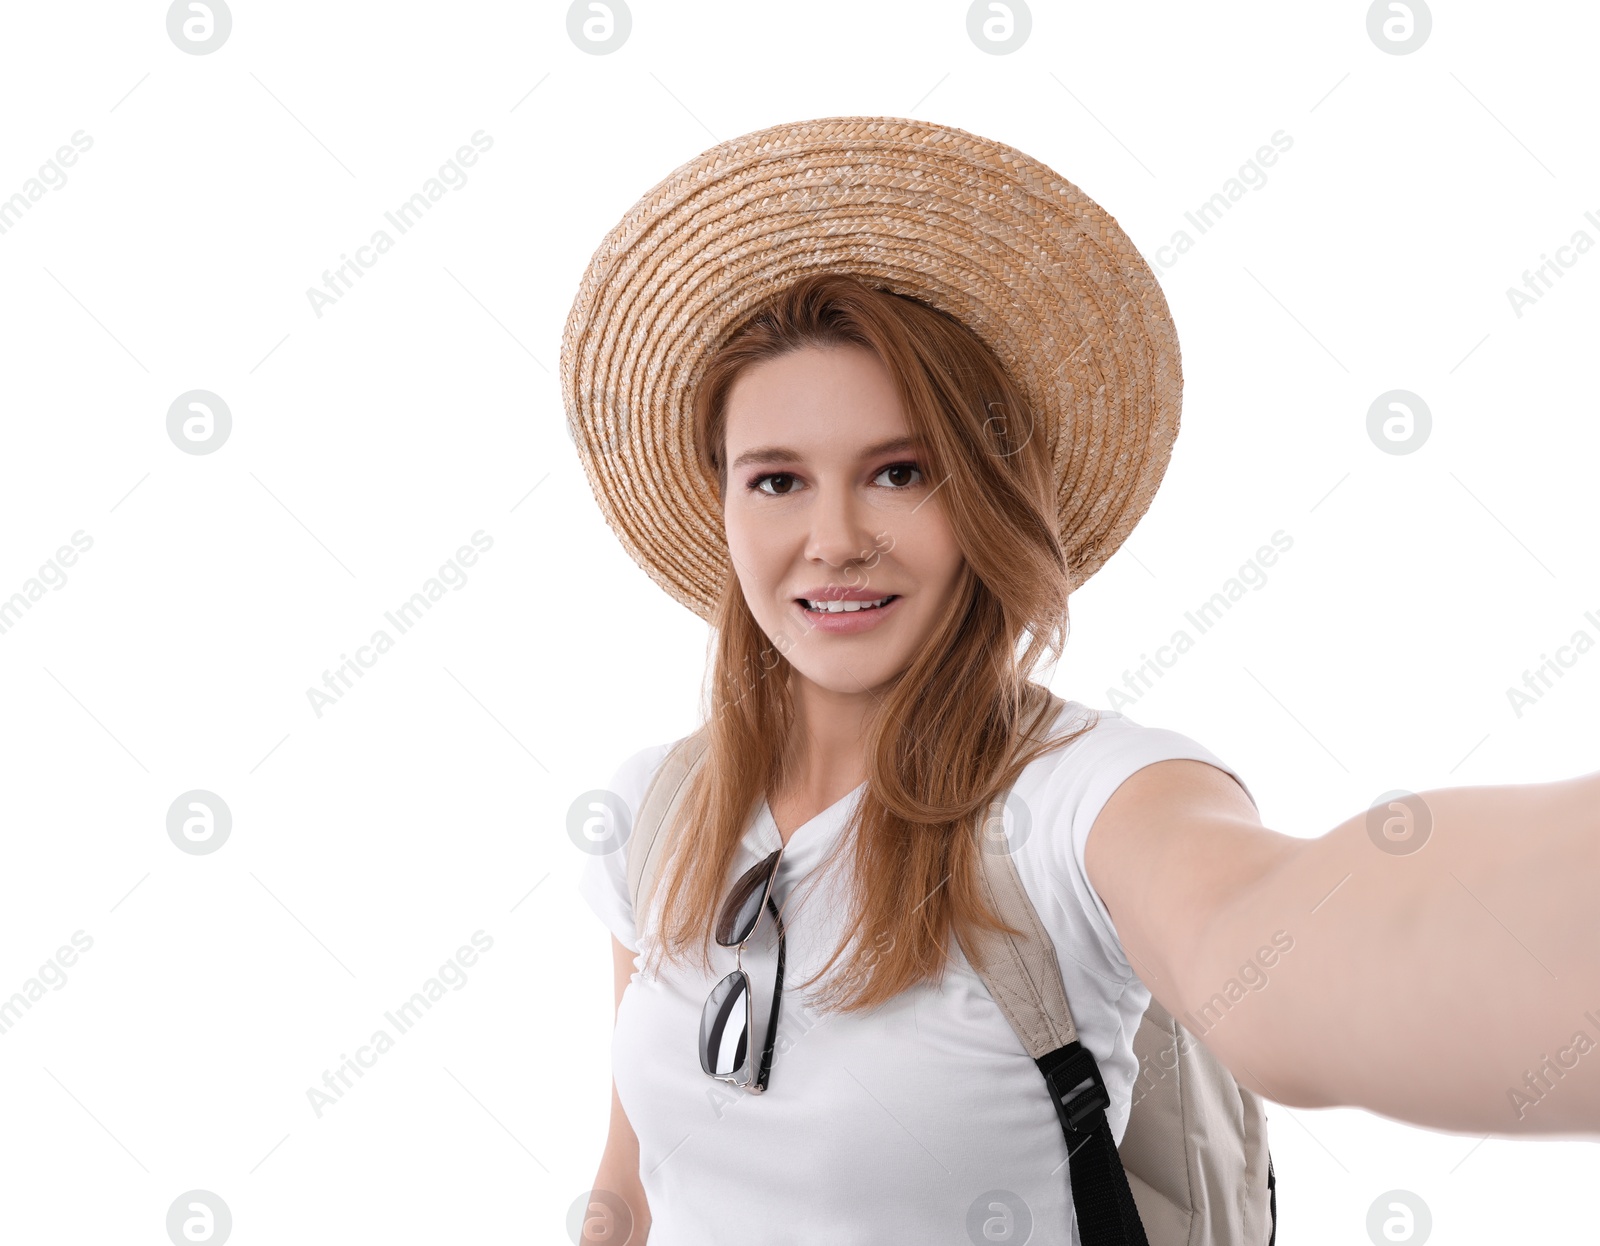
left=778, top=676, right=876, bottom=801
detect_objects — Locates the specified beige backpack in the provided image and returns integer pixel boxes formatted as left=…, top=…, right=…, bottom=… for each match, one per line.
left=624, top=693, right=1277, bottom=1246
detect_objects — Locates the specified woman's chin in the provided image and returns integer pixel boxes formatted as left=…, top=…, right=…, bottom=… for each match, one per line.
left=788, top=656, right=909, bottom=699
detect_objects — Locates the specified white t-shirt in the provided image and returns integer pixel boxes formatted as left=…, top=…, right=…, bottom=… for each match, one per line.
left=577, top=698, right=1255, bottom=1246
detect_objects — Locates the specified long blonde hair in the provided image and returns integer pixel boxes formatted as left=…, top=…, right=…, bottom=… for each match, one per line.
left=640, top=271, right=1096, bottom=1013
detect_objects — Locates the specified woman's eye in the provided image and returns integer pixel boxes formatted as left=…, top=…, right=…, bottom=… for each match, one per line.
left=749, top=463, right=921, bottom=495
left=875, top=462, right=923, bottom=488
left=751, top=472, right=798, bottom=496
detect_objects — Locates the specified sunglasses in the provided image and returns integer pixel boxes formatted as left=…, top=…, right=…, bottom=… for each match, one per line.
left=699, top=843, right=788, bottom=1093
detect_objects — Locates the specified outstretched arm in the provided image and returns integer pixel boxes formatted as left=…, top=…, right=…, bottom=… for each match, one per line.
left=1086, top=758, right=1600, bottom=1139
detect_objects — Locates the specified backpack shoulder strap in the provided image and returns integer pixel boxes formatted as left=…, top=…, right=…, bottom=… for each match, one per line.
left=965, top=688, right=1277, bottom=1246
left=962, top=684, right=1081, bottom=1052
left=624, top=728, right=711, bottom=940
left=964, top=685, right=1153, bottom=1245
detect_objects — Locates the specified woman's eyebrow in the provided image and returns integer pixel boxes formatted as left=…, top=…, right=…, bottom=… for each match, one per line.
left=728, top=435, right=922, bottom=472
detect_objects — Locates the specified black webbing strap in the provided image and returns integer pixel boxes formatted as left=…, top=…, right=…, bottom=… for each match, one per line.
left=1266, top=1153, right=1277, bottom=1244
left=1036, top=1041, right=1150, bottom=1246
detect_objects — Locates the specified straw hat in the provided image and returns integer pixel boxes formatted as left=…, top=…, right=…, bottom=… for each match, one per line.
left=560, top=115, right=1181, bottom=622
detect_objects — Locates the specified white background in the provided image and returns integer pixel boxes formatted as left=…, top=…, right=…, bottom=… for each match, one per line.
left=0, top=0, right=1595, bottom=1242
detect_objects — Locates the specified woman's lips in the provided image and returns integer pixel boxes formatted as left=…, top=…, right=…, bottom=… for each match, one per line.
left=794, top=595, right=902, bottom=634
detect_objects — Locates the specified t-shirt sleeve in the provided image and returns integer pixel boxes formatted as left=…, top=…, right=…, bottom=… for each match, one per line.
left=575, top=740, right=676, bottom=954
left=1054, top=714, right=1257, bottom=981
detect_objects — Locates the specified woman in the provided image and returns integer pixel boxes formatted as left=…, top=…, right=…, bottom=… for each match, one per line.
left=564, top=119, right=1599, bottom=1245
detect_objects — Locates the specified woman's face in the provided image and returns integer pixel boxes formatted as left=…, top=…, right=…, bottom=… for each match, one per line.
left=720, top=343, right=965, bottom=700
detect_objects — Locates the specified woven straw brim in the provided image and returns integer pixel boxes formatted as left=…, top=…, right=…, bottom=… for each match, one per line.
left=560, top=115, right=1181, bottom=622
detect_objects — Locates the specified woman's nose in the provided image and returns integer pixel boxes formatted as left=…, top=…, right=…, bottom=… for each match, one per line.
left=803, top=483, right=879, bottom=568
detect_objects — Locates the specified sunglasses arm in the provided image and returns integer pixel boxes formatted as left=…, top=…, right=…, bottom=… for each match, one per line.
left=754, top=894, right=787, bottom=1091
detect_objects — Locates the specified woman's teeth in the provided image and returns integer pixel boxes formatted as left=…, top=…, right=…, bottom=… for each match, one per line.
left=801, top=596, right=895, bottom=613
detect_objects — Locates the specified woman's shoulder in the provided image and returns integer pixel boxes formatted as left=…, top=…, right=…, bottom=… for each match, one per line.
left=1033, top=697, right=1170, bottom=758
left=1018, top=697, right=1254, bottom=809
left=1003, top=697, right=1254, bottom=981
left=610, top=736, right=681, bottom=784
left=605, top=731, right=699, bottom=817
left=576, top=732, right=699, bottom=950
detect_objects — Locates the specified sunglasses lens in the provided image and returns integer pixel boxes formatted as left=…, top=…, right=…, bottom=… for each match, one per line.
left=700, top=969, right=751, bottom=1078
left=714, top=849, right=780, bottom=946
